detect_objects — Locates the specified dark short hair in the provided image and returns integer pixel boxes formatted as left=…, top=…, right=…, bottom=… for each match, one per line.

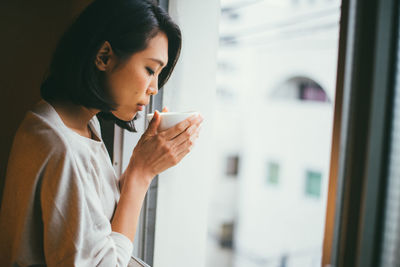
left=40, top=0, right=182, bottom=131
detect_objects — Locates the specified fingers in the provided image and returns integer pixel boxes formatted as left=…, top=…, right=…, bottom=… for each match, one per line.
left=174, top=131, right=200, bottom=163
left=145, top=110, right=161, bottom=136
left=169, top=124, right=201, bottom=163
left=163, top=114, right=203, bottom=140
left=179, top=125, right=201, bottom=149
left=172, top=123, right=201, bottom=147
left=162, top=106, right=169, bottom=112
left=155, top=119, right=201, bottom=168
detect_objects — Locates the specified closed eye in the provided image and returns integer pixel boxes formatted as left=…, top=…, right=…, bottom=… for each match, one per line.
left=146, top=67, right=155, bottom=76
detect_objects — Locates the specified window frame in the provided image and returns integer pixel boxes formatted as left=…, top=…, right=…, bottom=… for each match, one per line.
left=136, top=2, right=169, bottom=265
left=107, top=1, right=169, bottom=265
left=105, top=0, right=400, bottom=265
left=322, top=0, right=400, bottom=266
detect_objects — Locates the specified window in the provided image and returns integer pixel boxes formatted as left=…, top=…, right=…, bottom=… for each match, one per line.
left=379, top=49, right=400, bottom=267
left=270, top=77, right=330, bottom=103
left=266, top=161, right=280, bottom=185
left=323, top=0, right=400, bottom=266
left=219, top=222, right=235, bottom=249
left=305, top=170, right=322, bottom=198
left=118, top=0, right=400, bottom=266
left=226, top=155, right=240, bottom=176
left=299, top=81, right=328, bottom=102
left=208, top=0, right=340, bottom=266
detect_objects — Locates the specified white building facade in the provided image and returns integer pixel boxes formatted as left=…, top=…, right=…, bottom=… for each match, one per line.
left=207, top=0, right=341, bottom=266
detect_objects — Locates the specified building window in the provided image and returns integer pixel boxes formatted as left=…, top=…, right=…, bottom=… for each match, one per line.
left=219, top=222, right=235, bottom=249
left=299, top=81, right=328, bottom=102
left=305, top=170, right=322, bottom=198
left=269, top=76, right=330, bottom=103
left=226, top=155, right=240, bottom=176
left=267, top=161, right=280, bottom=185
left=280, top=254, right=289, bottom=267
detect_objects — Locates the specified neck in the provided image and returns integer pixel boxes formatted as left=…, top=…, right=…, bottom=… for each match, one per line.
left=50, top=101, right=100, bottom=139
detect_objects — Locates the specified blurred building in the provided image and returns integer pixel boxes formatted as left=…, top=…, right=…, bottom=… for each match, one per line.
left=207, top=0, right=340, bottom=266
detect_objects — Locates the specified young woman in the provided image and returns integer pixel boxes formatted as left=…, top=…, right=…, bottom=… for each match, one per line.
left=0, top=0, right=203, bottom=266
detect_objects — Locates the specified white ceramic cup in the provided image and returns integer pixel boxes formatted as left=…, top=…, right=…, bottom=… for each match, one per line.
left=146, top=111, right=200, bottom=131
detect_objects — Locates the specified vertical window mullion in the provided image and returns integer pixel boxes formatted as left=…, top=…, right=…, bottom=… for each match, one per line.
left=357, top=0, right=399, bottom=266
left=328, top=0, right=400, bottom=266
left=138, top=2, right=168, bottom=265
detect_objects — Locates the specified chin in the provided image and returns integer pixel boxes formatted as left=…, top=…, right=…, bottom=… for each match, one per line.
left=112, top=111, right=137, bottom=122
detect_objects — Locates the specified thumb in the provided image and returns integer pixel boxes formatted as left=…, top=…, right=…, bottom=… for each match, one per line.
left=146, top=110, right=161, bottom=136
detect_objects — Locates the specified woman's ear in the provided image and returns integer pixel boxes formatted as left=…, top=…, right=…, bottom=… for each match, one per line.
left=95, top=41, right=114, bottom=71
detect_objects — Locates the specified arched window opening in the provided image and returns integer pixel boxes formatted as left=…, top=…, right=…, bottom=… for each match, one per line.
left=270, top=76, right=330, bottom=103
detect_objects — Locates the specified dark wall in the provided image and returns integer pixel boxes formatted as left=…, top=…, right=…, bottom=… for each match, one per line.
left=0, top=0, right=92, bottom=202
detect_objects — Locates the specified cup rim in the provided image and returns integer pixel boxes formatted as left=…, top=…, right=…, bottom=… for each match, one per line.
left=146, top=111, right=198, bottom=118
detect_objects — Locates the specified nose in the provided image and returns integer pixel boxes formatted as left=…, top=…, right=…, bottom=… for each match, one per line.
left=147, top=76, right=158, bottom=96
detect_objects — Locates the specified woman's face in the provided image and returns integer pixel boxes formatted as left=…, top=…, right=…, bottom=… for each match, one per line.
left=104, top=32, right=168, bottom=121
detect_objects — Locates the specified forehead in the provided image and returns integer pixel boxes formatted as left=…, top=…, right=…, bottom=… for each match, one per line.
left=138, top=32, right=169, bottom=64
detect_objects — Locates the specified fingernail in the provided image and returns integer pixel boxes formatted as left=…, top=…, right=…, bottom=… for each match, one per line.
left=196, top=117, right=203, bottom=124
left=189, top=115, right=198, bottom=122
left=188, top=124, right=196, bottom=134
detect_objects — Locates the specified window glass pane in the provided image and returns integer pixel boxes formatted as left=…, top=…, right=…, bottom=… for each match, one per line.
left=207, top=0, right=341, bottom=266
left=267, top=161, right=280, bottom=185
left=226, top=155, right=240, bottom=176
left=379, top=10, right=400, bottom=267
left=305, top=170, right=322, bottom=198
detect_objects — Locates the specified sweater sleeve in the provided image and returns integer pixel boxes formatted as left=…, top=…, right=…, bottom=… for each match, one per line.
left=40, top=150, right=132, bottom=267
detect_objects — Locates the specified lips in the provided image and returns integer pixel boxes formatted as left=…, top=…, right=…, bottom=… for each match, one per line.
left=137, top=102, right=148, bottom=111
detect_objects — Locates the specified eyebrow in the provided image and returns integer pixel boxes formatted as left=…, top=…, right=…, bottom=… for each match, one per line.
left=147, top=58, right=166, bottom=67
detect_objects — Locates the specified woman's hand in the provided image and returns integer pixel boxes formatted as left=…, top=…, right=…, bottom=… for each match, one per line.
left=124, top=108, right=203, bottom=186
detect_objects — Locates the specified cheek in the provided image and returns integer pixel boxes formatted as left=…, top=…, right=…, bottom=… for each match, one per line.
left=108, top=69, right=148, bottom=103
left=108, top=70, right=149, bottom=121
left=132, top=71, right=150, bottom=93
left=124, top=75, right=148, bottom=100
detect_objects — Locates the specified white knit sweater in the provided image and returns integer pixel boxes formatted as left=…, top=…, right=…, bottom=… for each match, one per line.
left=0, top=100, right=133, bottom=266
